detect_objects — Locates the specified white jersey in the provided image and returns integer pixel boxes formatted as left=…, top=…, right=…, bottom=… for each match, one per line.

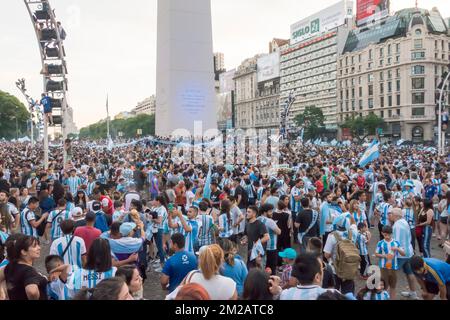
left=66, top=266, right=117, bottom=296
left=50, top=235, right=86, bottom=268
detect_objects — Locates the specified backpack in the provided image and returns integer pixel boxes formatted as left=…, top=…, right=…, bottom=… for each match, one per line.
left=333, top=231, right=361, bottom=281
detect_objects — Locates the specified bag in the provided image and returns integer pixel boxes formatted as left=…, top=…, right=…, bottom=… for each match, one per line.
left=61, top=235, right=75, bottom=257
left=333, top=231, right=361, bottom=281
left=26, top=209, right=47, bottom=237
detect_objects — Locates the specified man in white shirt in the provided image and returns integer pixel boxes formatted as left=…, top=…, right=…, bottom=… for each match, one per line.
left=411, top=173, right=424, bottom=197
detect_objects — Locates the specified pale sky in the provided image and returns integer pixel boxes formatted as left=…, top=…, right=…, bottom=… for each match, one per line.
left=2, top=0, right=450, bottom=128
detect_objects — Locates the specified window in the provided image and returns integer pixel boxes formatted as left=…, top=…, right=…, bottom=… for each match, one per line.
left=388, top=70, right=392, bottom=79
left=387, top=57, right=392, bottom=65
left=359, top=87, right=363, bottom=96
left=414, top=39, right=423, bottom=49
left=369, top=49, right=373, bottom=60
left=412, top=52, right=425, bottom=60
left=358, top=54, right=362, bottom=63
left=379, top=60, right=384, bottom=66
left=396, top=94, right=401, bottom=106
left=397, top=109, right=401, bottom=116
left=388, top=110, right=392, bottom=117
left=380, top=83, right=384, bottom=94
left=368, top=62, right=373, bottom=69
left=412, top=78, right=425, bottom=89
left=396, top=80, right=400, bottom=91
left=352, top=100, right=355, bottom=111
left=380, top=96, right=385, bottom=107
left=380, top=48, right=384, bottom=57
left=412, top=107, right=425, bottom=116
left=415, top=29, right=422, bottom=36
left=396, top=43, right=400, bottom=53
left=396, top=55, right=400, bottom=63
left=412, top=92, right=425, bottom=104
left=352, top=88, right=355, bottom=99
left=368, top=85, right=373, bottom=96
left=388, top=95, right=392, bottom=106
left=346, top=89, right=349, bottom=99
left=368, top=74, right=374, bottom=83
left=412, top=65, right=425, bottom=75
left=388, top=81, right=392, bottom=93
left=368, top=98, right=374, bottom=109
left=359, top=76, right=362, bottom=85
left=388, top=44, right=392, bottom=56
left=345, top=56, right=348, bottom=66
left=380, top=72, right=384, bottom=81
left=359, top=100, right=363, bottom=110
left=351, top=56, right=354, bottom=65
left=381, top=110, right=384, bottom=118
left=396, top=69, right=400, bottom=78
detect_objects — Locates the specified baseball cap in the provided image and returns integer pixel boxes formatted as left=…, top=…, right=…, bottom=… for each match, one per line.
left=92, top=201, right=102, bottom=212
left=120, top=222, right=136, bottom=237
left=71, top=207, right=84, bottom=221
left=278, top=248, right=297, bottom=260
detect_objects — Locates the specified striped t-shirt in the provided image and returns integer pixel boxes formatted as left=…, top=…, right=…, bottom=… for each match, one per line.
left=20, top=208, right=37, bottom=237
left=198, top=214, right=214, bottom=247
left=181, top=219, right=200, bottom=253
left=66, top=266, right=117, bottom=294
left=377, top=202, right=392, bottom=226
left=363, top=291, right=390, bottom=300
left=257, top=216, right=278, bottom=251
left=376, top=239, right=402, bottom=270
left=280, top=285, right=339, bottom=300
left=49, top=235, right=86, bottom=268
left=47, top=209, right=72, bottom=240
left=356, top=232, right=369, bottom=256
left=219, top=214, right=233, bottom=238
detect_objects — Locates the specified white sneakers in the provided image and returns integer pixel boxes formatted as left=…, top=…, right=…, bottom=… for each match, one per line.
left=401, top=291, right=419, bottom=300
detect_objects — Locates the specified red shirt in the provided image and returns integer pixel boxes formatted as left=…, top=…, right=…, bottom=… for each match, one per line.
left=357, top=176, right=366, bottom=189
left=315, top=180, right=324, bottom=193
left=100, top=195, right=114, bottom=215
left=74, top=226, right=101, bottom=252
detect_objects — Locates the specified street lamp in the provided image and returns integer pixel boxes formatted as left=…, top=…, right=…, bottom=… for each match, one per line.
left=280, top=91, right=296, bottom=141
left=437, top=66, right=450, bottom=156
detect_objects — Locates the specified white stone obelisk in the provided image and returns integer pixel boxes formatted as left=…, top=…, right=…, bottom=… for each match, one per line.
left=156, top=0, right=217, bottom=137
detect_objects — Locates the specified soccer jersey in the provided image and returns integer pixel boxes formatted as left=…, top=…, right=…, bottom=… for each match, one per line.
left=20, top=207, right=37, bottom=237
left=280, top=285, right=338, bottom=300
left=67, top=176, right=82, bottom=195
left=377, top=202, right=392, bottom=226
left=402, top=208, right=415, bottom=229
left=48, top=279, right=71, bottom=300
left=219, top=214, right=233, bottom=238
left=376, top=239, right=402, bottom=270
left=393, top=218, right=414, bottom=258
left=47, top=209, right=72, bottom=240
left=86, top=181, right=96, bottom=196
left=257, top=216, right=278, bottom=251
left=181, top=218, right=200, bottom=253
left=49, top=235, right=86, bottom=268
left=363, top=291, right=390, bottom=300
left=290, top=187, right=303, bottom=213
left=356, top=232, right=369, bottom=256
left=66, top=266, right=116, bottom=294
left=352, top=212, right=367, bottom=225
left=153, top=206, right=168, bottom=230
left=198, top=214, right=214, bottom=247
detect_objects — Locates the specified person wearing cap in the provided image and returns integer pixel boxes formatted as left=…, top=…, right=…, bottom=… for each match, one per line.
left=71, top=207, right=86, bottom=228
left=73, top=211, right=101, bottom=252
left=106, top=221, right=144, bottom=269
left=124, top=183, right=140, bottom=212
left=278, top=248, right=296, bottom=289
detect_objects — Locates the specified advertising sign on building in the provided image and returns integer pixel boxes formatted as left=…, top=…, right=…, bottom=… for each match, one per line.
left=356, top=0, right=390, bottom=26
left=290, top=0, right=353, bottom=45
left=217, top=92, right=233, bottom=130
left=257, top=52, right=280, bottom=83
left=219, top=69, right=236, bottom=93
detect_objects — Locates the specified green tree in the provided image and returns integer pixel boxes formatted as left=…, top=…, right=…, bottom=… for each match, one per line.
left=0, top=90, right=30, bottom=140
left=341, top=114, right=385, bottom=142
left=79, top=114, right=155, bottom=139
left=293, top=106, right=325, bottom=139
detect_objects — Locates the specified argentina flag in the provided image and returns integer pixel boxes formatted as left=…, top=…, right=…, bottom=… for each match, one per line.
left=358, top=140, right=380, bottom=168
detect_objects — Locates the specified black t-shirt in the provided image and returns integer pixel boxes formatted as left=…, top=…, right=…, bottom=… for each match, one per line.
left=234, top=185, right=248, bottom=209
left=4, top=263, right=48, bottom=300
left=295, top=209, right=319, bottom=237
left=272, top=211, right=290, bottom=236
left=210, top=190, right=222, bottom=208
left=245, top=219, right=268, bottom=252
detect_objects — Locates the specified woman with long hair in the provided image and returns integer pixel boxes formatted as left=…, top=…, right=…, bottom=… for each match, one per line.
left=116, top=265, right=144, bottom=300
left=218, top=238, right=248, bottom=298
left=218, top=200, right=233, bottom=239
left=242, top=268, right=273, bottom=300
left=350, top=199, right=367, bottom=228
left=417, top=199, right=434, bottom=258
left=0, top=235, right=48, bottom=300
left=74, top=277, right=133, bottom=300
left=74, top=190, right=88, bottom=211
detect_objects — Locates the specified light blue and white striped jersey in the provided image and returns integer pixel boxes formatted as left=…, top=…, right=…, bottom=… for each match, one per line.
left=67, top=176, right=82, bottom=195
left=86, top=181, right=96, bottom=196
left=257, top=216, right=278, bottom=251
left=49, top=235, right=86, bottom=268
left=153, top=206, right=168, bottom=230
left=219, top=214, right=233, bottom=238
left=257, top=187, right=264, bottom=202
left=356, top=232, right=368, bottom=256
left=432, top=178, right=441, bottom=196
left=377, top=202, right=392, bottom=226
left=48, top=279, right=71, bottom=300
left=112, top=210, right=123, bottom=222
left=47, top=209, right=72, bottom=240
left=66, top=266, right=117, bottom=295
left=123, top=168, right=134, bottom=182
left=220, top=178, right=231, bottom=190
left=181, top=219, right=200, bottom=253
left=198, top=214, right=214, bottom=247
left=20, top=208, right=37, bottom=237
left=392, top=218, right=413, bottom=258
left=280, top=285, right=339, bottom=300
left=402, top=208, right=415, bottom=229
left=352, top=212, right=367, bottom=225
left=244, top=184, right=255, bottom=200
left=165, top=216, right=183, bottom=236
left=290, top=186, right=303, bottom=213
left=376, top=239, right=402, bottom=270
left=363, top=291, right=390, bottom=300
left=0, top=230, right=9, bottom=244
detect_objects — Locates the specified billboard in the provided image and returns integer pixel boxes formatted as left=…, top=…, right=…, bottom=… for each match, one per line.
left=217, top=92, right=233, bottom=130
left=290, top=0, right=353, bottom=45
left=219, top=69, right=236, bottom=93
left=257, top=52, right=280, bottom=83
left=356, top=0, right=390, bottom=27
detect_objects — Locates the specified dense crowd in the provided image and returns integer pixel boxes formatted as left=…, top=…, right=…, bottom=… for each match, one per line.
left=0, top=137, right=449, bottom=301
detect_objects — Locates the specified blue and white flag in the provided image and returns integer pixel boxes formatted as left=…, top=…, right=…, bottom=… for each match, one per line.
left=203, top=165, right=213, bottom=200
left=396, top=139, right=405, bottom=146
left=359, top=140, right=380, bottom=167
left=299, top=128, right=304, bottom=142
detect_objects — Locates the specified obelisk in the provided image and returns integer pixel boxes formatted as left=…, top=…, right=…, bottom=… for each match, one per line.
left=156, top=0, right=217, bottom=137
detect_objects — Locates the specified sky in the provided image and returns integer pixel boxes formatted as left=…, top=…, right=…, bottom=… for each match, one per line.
left=1, top=0, right=450, bottom=129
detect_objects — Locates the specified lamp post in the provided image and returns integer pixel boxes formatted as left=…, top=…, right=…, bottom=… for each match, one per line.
left=280, top=91, right=296, bottom=141
left=438, top=68, right=450, bottom=156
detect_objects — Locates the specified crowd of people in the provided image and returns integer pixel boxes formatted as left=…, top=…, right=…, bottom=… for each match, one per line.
left=0, top=137, right=449, bottom=301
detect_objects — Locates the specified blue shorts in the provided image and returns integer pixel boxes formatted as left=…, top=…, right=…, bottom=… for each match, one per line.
left=397, top=258, right=413, bottom=275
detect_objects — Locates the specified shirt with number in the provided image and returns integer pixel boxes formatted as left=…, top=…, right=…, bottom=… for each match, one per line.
left=198, top=214, right=214, bottom=247
left=66, top=266, right=116, bottom=295
left=49, top=235, right=86, bottom=268
left=181, top=219, right=200, bottom=253
left=376, top=239, right=402, bottom=270
left=377, top=202, right=392, bottom=226
left=47, top=209, right=72, bottom=240
left=219, top=214, right=233, bottom=238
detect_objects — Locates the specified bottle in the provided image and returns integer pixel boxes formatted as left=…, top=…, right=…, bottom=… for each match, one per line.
left=385, top=249, right=394, bottom=270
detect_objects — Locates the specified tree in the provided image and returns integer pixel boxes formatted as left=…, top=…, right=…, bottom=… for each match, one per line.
left=0, top=90, right=30, bottom=140
left=341, top=114, right=385, bottom=142
left=79, top=114, right=155, bottom=139
left=293, top=106, right=325, bottom=139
